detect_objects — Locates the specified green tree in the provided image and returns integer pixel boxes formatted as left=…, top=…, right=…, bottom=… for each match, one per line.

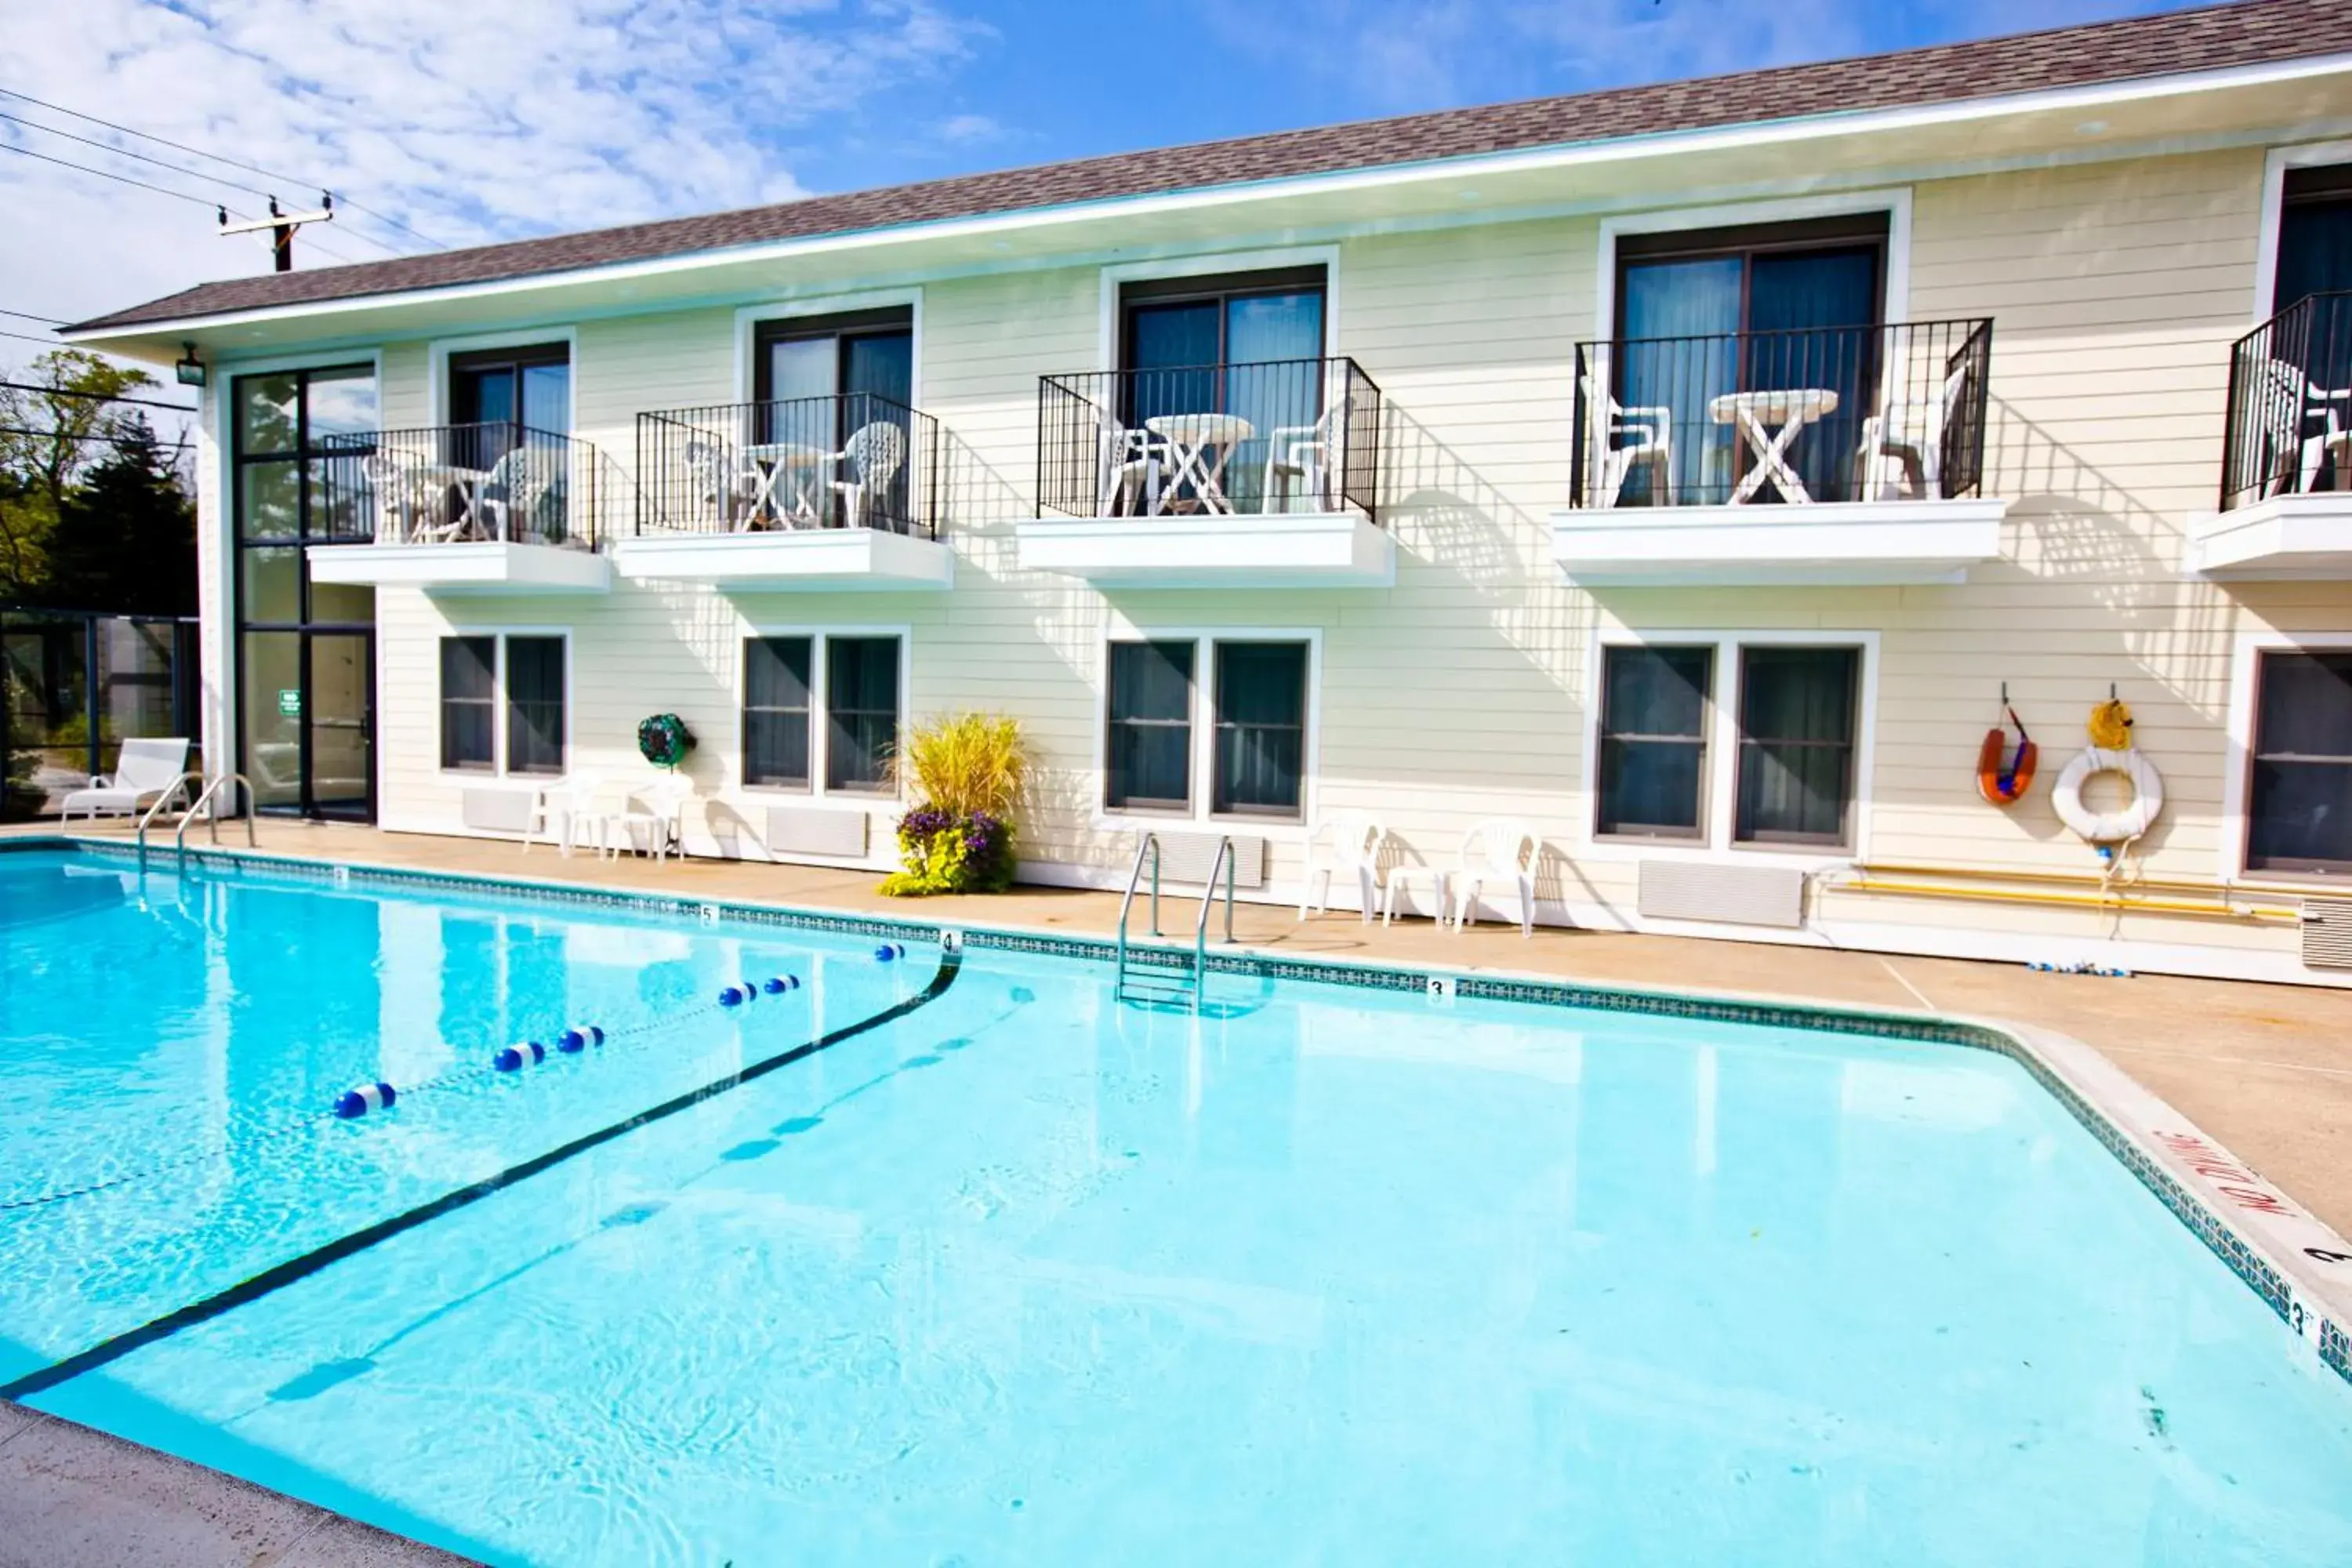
left=0, top=350, right=168, bottom=601
left=44, top=421, right=197, bottom=615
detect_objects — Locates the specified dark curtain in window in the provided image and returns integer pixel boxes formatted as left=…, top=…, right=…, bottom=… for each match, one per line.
left=1597, top=645, right=1711, bottom=837
left=439, top=636, right=495, bottom=772
left=744, top=637, right=813, bottom=788
left=1744, top=248, right=1879, bottom=505
left=2276, top=192, right=2352, bottom=425
left=504, top=637, right=566, bottom=777
left=826, top=636, right=900, bottom=792
left=1213, top=642, right=1307, bottom=817
left=1107, top=641, right=1195, bottom=810
left=2249, top=651, right=2352, bottom=872
left=1735, top=648, right=1858, bottom=844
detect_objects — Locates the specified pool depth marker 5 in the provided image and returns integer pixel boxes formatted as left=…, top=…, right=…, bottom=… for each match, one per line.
left=1, top=949, right=964, bottom=1402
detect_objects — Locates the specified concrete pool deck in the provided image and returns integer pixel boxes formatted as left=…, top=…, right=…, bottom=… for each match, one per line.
left=5, top=816, right=2350, bottom=1566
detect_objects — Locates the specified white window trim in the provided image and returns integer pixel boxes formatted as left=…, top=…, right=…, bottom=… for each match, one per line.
left=735, top=624, right=911, bottom=803
left=1577, top=626, right=1880, bottom=868
left=2253, top=139, right=2352, bottom=323
left=1593, top=188, right=1915, bottom=345
left=434, top=628, right=573, bottom=782
left=1093, top=624, right=1322, bottom=838
left=1096, top=245, right=1341, bottom=372
left=2220, top=626, right=2352, bottom=883
left=425, top=325, right=579, bottom=431
left=731, top=288, right=925, bottom=407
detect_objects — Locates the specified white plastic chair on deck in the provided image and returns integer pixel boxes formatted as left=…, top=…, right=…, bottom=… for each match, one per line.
left=60, top=738, right=191, bottom=822
left=1298, top=811, right=1386, bottom=924
left=1449, top=818, right=1541, bottom=938
left=1581, top=373, right=1674, bottom=507
left=522, top=774, right=604, bottom=857
left=1857, top=360, right=1972, bottom=501
left=827, top=421, right=906, bottom=530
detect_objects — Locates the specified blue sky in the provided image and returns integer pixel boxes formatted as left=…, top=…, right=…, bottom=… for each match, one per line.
left=1, top=0, right=2207, bottom=347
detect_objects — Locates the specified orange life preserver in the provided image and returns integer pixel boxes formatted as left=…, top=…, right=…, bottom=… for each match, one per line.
left=1976, top=719, right=2037, bottom=806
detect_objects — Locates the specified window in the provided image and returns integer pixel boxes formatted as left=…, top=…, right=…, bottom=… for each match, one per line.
left=437, top=633, right=565, bottom=778
left=439, top=637, right=495, bottom=771
left=753, top=308, right=913, bottom=408
left=1212, top=643, right=1308, bottom=818
left=824, top=636, right=902, bottom=793
left=1596, top=645, right=1711, bottom=838
left=505, top=637, right=566, bottom=777
left=2248, top=650, right=2352, bottom=874
left=1102, top=635, right=1315, bottom=821
left=1106, top=641, right=1194, bottom=811
left=449, top=343, right=569, bottom=436
left=743, top=637, right=815, bottom=789
left=1734, top=647, right=1859, bottom=846
left=1591, top=638, right=1867, bottom=854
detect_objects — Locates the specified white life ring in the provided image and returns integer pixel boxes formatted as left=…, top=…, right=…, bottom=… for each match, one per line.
left=2052, top=746, right=2162, bottom=844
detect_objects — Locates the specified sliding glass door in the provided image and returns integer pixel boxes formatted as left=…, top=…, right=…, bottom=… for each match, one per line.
left=1122, top=269, right=1326, bottom=513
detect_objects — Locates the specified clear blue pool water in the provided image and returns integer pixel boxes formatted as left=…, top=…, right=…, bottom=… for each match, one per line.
left=2, top=846, right=2349, bottom=1566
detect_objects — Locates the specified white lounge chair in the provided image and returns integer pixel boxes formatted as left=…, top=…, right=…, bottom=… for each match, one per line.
left=1449, top=818, right=1541, bottom=937
left=60, top=738, right=192, bottom=822
left=827, top=421, right=907, bottom=529
left=1580, top=373, right=1674, bottom=506
left=604, top=776, right=695, bottom=862
left=522, top=773, right=604, bottom=857
left=1298, top=811, right=1386, bottom=924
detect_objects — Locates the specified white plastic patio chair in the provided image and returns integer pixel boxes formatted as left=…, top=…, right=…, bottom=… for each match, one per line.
left=362, top=450, right=460, bottom=544
left=522, top=773, right=604, bottom=857
left=2252, top=358, right=2352, bottom=499
left=1099, top=417, right=1165, bottom=516
left=603, top=776, right=695, bottom=862
left=1380, top=853, right=1450, bottom=930
left=1298, top=811, right=1386, bottom=923
left=1857, top=360, right=1973, bottom=501
left=59, top=738, right=192, bottom=822
left=1261, top=399, right=1345, bottom=514
left=827, top=421, right=906, bottom=530
left=482, top=441, right=564, bottom=544
left=1448, top=818, right=1541, bottom=938
left=1580, top=374, right=1673, bottom=507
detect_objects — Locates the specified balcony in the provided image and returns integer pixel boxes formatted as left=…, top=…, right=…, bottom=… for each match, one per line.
left=610, top=394, right=951, bottom=593
left=1018, top=357, right=1391, bottom=588
left=304, top=423, right=611, bottom=596
left=2194, top=291, right=2352, bottom=579
left=1551, top=319, right=2005, bottom=586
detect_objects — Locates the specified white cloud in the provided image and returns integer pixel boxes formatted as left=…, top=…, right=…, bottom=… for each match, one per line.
left=0, top=0, right=992, bottom=361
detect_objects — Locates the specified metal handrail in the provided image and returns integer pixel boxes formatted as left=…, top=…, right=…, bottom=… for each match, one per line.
left=1194, top=836, right=1236, bottom=980
left=132, top=770, right=207, bottom=872
left=172, top=772, right=257, bottom=866
left=1115, top=833, right=1164, bottom=1000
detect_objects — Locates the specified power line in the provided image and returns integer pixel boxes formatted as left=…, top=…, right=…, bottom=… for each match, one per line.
left=0, top=423, right=186, bottom=452
left=0, top=327, right=63, bottom=347
left=0, top=307, right=63, bottom=325
left=0, top=142, right=363, bottom=265
left=0, top=85, right=446, bottom=251
left=0, top=381, right=196, bottom=413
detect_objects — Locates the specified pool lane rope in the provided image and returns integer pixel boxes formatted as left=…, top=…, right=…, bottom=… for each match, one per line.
left=0, top=970, right=818, bottom=1210
left=0, top=946, right=961, bottom=1401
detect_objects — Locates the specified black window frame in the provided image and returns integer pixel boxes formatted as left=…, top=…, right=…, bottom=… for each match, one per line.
left=1594, top=644, right=1714, bottom=841
left=822, top=634, right=902, bottom=795
left=447, top=342, right=572, bottom=430
left=1116, top=266, right=1328, bottom=372
left=1210, top=640, right=1310, bottom=820
left=1105, top=640, right=1198, bottom=815
left=437, top=635, right=497, bottom=774
left=1611, top=215, right=1891, bottom=339
left=503, top=636, right=567, bottom=779
left=750, top=307, right=916, bottom=406
left=2245, top=648, right=2352, bottom=877
left=1732, top=645, right=1861, bottom=850
left=742, top=635, right=816, bottom=792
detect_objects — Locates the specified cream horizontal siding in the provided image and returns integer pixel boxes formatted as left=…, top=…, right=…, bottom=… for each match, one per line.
left=257, top=139, right=2346, bottom=982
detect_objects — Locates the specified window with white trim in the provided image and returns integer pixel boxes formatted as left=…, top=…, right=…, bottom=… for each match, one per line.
left=737, top=632, right=903, bottom=796
left=1594, top=637, right=1864, bottom=852
left=2247, top=648, right=2352, bottom=875
left=1103, top=637, right=1312, bottom=821
left=438, top=633, right=566, bottom=777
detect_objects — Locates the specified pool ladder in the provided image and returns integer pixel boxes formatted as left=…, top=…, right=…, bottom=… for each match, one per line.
left=1114, top=833, right=1236, bottom=1011
left=134, top=771, right=256, bottom=873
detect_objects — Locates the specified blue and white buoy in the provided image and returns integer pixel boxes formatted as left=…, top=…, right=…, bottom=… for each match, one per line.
left=557, top=1028, right=588, bottom=1054
left=874, top=942, right=906, bottom=964
left=588, top=1025, right=606, bottom=1046
left=762, top=975, right=799, bottom=995
left=494, top=1041, right=548, bottom=1073
left=334, top=1081, right=397, bottom=1119
left=718, top=985, right=748, bottom=1007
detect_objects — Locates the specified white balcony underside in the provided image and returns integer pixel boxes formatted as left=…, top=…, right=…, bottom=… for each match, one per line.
left=607, top=528, right=953, bottom=591
left=306, top=541, right=612, bottom=596
left=1548, top=499, right=2009, bottom=586
left=2189, top=495, right=2352, bottom=579
left=1015, top=511, right=1394, bottom=588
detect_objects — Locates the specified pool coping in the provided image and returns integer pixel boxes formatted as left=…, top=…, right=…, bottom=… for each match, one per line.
left=4, top=830, right=2350, bottom=1563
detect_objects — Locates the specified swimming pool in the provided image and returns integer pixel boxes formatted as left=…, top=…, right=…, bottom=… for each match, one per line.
left=2, top=843, right=2349, bottom=1565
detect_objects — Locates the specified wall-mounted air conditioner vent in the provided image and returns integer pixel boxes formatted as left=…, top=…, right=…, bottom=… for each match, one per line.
left=2302, top=898, right=2352, bottom=970
left=1638, top=859, right=1807, bottom=929
left=1151, top=831, right=1266, bottom=890
left=767, top=804, right=870, bottom=858
left=461, top=788, right=535, bottom=834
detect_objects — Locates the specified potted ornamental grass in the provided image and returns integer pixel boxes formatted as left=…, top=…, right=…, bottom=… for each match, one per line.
left=880, top=713, right=1028, bottom=896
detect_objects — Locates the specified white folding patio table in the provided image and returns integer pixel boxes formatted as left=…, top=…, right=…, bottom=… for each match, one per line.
left=414, top=463, right=497, bottom=539
left=738, top=442, right=831, bottom=528
left=1143, top=412, right=1255, bottom=515
left=1708, top=388, right=1840, bottom=503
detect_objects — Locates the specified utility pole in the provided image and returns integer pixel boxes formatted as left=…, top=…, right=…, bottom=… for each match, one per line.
left=218, top=192, right=336, bottom=272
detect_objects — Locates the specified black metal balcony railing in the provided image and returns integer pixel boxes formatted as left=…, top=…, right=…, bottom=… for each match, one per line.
left=2221, top=290, right=2352, bottom=511
left=315, top=423, right=598, bottom=547
left=1036, top=356, right=1383, bottom=522
left=634, top=393, right=942, bottom=539
left=1570, top=319, right=1993, bottom=509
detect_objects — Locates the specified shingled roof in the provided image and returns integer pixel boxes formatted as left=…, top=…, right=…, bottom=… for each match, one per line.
left=68, top=0, right=2352, bottom=332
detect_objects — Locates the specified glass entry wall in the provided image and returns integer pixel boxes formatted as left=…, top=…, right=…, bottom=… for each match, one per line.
left=233, top=364, right=379, bottom=818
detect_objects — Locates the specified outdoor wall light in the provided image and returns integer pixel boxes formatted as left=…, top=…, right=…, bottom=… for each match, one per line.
left=175, top=343, right=206, bottom=388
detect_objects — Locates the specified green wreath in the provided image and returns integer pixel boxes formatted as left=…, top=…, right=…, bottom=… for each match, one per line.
left=637, top=713, right=695, bottom=770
